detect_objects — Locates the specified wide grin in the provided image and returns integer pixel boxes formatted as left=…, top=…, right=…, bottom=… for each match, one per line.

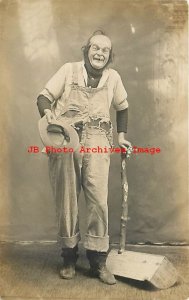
left=93, top=55, right=105, bottom=62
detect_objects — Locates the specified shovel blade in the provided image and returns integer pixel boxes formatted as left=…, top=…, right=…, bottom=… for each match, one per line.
left=107, top=249, right=178, bottom=289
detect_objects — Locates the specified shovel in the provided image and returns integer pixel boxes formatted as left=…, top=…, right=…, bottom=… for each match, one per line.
left=106, top=151, right=178, bottom=289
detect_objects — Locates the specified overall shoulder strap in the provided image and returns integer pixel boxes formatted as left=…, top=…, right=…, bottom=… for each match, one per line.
left=72, top=63, right=78, bottom=85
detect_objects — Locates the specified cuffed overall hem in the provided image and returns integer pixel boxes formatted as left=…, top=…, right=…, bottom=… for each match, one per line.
left=83, top=234, right=109, bottom=252
left=57, top=232, right=81, bottom=248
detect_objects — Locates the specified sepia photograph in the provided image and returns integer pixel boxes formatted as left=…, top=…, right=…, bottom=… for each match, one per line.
left=0, top=0, right=188, bottom=299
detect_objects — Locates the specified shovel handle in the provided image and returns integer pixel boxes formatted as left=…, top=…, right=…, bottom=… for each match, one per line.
left=119, top=152, right=129, bottom=253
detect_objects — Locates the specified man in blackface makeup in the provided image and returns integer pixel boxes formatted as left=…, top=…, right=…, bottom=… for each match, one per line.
left=37, top=30, right=131, bottom=285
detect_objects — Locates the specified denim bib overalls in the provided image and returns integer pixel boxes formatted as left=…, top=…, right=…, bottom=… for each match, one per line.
left=49, top=63, right=112, bottom=252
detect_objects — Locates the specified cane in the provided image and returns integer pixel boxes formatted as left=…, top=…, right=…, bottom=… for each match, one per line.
left=119, top=146, right=133, bottom=254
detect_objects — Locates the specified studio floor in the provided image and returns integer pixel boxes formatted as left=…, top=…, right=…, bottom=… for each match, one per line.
left=0, top=242, right=189, bottom=300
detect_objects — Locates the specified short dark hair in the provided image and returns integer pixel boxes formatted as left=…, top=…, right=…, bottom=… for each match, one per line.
left=82, top=30, right=114, bottom=65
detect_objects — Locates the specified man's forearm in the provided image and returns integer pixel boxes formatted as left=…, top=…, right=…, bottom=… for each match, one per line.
left=116, top=108, right=128, bottom=133
left=37, top=94, right=51, bottom=117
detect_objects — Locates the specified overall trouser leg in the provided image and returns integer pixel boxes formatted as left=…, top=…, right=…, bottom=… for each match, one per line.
left=82, top=129, right=116, bottom=284
left=82, top=130, right=110, bottom=252
left=48, top=151, right=82, bottom=248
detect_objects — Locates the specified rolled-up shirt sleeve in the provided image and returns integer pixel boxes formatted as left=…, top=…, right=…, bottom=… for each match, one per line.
left=39, top=63, right=69, bottom=103
left=113, top=73, right=128, bottom=111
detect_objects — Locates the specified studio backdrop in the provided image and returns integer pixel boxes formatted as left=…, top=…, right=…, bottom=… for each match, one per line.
left=0, top=0, right=188, bottom=244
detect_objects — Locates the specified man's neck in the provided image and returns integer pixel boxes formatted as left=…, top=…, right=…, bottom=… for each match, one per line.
left=84, top=52, right=107, bottom=79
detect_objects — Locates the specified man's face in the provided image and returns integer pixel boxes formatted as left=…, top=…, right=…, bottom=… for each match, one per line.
left=88, top=35, right=111, bottom=69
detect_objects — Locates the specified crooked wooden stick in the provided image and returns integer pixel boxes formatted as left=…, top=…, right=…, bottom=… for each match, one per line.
left=118, top=151, right=129, bottom=254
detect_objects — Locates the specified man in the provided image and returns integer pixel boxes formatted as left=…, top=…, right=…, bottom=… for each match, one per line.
left=37, top=30, right=131, bottom=285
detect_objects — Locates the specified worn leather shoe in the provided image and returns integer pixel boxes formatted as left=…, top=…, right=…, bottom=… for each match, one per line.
left=59, top=246, right=78, bottom=279
left=87, top=250, right=116, bottom=285
left=90, top=265, right=116, bottom=285
left=98, top=265, right=116, bottom=285
left=59, top=262, right=76, bottom=279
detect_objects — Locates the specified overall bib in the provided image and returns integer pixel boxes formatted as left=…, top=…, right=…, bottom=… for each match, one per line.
left=49, top=63, right=112, bottom=252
